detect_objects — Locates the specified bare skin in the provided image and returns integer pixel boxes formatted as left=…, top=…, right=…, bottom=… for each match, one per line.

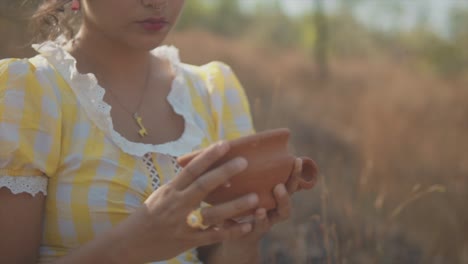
left=0, top=0, right=304, bottom=263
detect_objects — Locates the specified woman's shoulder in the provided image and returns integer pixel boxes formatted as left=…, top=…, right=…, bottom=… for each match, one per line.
left=0, top=55, right=65, bottom=101
left=178, top=60, right=255, bottom=140
left=1, top=47, right=59, bottom=71
left=0, top=57, right=34, bottom=77
left=179, top=60, right=243, bottom=101
left=181, top=60, right=235, bottom=82
left=152, top=45, right=234, bottom=79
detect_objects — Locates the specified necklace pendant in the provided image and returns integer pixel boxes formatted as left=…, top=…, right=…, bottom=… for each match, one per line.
left=133, top=113, right=148, bottom=137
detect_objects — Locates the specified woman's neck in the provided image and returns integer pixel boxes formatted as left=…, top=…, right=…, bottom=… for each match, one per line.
left=67, top=27, right=156, bottom=92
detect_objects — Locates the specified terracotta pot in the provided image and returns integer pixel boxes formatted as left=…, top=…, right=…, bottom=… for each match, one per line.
left=177, top=128, right=319, bottom=213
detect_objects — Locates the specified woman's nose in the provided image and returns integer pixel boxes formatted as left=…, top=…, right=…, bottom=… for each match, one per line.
left=140, top=0, right=167, bottom=10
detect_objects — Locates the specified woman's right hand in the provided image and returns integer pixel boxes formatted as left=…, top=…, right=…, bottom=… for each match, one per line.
left=116, top=141, right=259, bottom=263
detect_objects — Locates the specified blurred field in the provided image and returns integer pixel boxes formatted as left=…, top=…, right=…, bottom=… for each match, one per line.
left=2, top=0, right=468, bottom=263
left=166, top=30, right=468, bottom=263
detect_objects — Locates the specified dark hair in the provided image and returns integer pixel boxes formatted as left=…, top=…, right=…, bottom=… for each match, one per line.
left=31, top=0, right=81, bottom=42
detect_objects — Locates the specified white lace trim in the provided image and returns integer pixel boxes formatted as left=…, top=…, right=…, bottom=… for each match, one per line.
left=0, top=175, right=48, bottom=196
left=170, top=156, right=183, bottom=175
left=31, top=41, right=204, bottom=157
left=141, top=153, right=182, bottom=191
left=142, top=153, right=160, bottom=190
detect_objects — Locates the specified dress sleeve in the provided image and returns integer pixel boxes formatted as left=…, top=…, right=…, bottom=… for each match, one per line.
left=0, top=59, right=61, bottom=196
left=204, top=61, right=255, bottom=141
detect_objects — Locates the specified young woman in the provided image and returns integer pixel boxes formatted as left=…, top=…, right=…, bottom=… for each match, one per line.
left=0, top=0, right=304, bottom=263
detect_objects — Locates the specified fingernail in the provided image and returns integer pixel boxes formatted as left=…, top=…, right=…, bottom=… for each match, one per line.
left=248, top=193, right=259, bottom=206
left=276, top=184, right=287, bottom=196
left=224, top=181, right=232, bottom=188
left=241, top=223, right=252, bottom=233
left=235, top=157, right=248, bottom=170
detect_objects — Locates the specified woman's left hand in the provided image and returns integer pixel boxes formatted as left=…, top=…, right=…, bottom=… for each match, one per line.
left=201, top=158, right=303, bottom=264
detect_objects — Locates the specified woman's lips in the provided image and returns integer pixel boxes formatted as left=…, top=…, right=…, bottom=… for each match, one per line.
left=138, top=18, right=169, bottom=31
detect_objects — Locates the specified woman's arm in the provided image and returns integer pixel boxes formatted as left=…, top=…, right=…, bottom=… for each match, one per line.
left=0, top=188, right=132, bottom=264
left=0, top=188, right=46, bottom=264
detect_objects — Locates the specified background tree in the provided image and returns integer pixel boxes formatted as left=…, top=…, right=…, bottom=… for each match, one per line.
left=314, top=0, right=329, bottom=80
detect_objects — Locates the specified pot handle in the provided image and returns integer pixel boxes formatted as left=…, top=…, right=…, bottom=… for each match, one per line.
left=297, top=157, right=319, bottom=190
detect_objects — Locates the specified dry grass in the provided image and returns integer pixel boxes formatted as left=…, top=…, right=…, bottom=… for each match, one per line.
left=167, top=30, right=468, bottom=264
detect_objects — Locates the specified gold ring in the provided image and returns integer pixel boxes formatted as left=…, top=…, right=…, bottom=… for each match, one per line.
left=186, top=208, right=209, bottom=230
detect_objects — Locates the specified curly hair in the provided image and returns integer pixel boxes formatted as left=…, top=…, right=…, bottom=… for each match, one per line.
left=31, top=0, right=81, bottom=42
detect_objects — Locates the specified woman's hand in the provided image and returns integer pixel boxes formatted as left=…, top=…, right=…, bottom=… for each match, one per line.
left=114, top=142, right=260, bottom=264
left=201, top=158, right=303, bottom=264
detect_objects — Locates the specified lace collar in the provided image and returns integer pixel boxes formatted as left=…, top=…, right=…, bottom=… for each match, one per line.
left=32, top=41, right=204, bottom=157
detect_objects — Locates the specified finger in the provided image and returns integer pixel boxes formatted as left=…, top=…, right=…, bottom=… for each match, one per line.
left=286, top=158, right=302, bottom=194
left=201, top=193, right=259, bottom=226
left=251, top=208, right=270, bottom=236
left=270, top=184, right=291, bottom=225
left=183, top=157, right=248, bottom=201
left=197, top=222, right=253, bottom=246
left=171, top=141, right=230, bottom=190
left=221, top=218, right=239, bottom=228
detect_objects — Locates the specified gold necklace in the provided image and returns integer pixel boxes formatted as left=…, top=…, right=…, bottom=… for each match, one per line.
left=105, top=63, right=151, bottom=138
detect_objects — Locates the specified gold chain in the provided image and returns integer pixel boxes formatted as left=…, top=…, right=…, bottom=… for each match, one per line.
left=105, top=61, right=152, bottom=137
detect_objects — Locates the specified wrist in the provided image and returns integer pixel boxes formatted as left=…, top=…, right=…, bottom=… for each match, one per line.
left=101, top=224, right=135, bottom=264
left=54, top=221, right=140, bottom=264
left=197, top=244, right=220, bottom=264
left=103, top=219, right=142, bottom=264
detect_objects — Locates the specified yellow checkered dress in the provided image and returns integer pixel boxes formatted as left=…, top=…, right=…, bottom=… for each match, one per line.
left=0, top=41, right=254, bottom=263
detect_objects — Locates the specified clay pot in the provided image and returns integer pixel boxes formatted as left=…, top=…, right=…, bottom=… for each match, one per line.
left=177, top=128, right=319, bottom=212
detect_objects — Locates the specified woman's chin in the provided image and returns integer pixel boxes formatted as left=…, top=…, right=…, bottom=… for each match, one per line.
left=125, top=35, right=168, bottom=52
